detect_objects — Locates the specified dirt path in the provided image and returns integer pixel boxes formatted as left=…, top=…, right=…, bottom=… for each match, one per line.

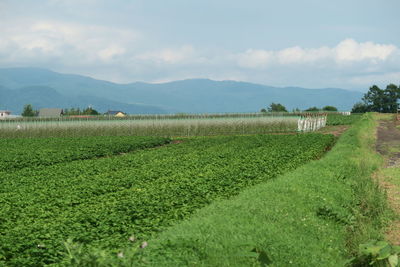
left=375, top=116, right=400, bottom=245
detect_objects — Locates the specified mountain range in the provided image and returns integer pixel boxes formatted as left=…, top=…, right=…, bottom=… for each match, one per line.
left=0, top=67, right=364, bottom=114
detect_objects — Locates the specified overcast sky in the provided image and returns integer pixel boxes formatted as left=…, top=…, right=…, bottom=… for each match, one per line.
left=1, top=0, right=399, bottom=90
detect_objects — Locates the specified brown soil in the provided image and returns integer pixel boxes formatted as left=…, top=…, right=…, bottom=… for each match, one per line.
left=317, top=125, right=350, bottom=137
left=376, top=119, right=400, bottom=167
left=375, top=117, right=400, bottom=245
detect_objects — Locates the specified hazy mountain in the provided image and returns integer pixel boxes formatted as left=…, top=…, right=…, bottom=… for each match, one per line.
left=0, top=67, right=364, bottom=114
left=0, top=85, right=167, bottom=114
left=118, top=79, right=363, bottom=113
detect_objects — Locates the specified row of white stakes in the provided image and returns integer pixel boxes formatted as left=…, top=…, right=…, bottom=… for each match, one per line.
left=297, top=116, right=327, bottom=132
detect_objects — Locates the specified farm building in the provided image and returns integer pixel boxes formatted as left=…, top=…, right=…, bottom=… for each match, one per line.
left=105, top=110, right=126, bottom=117
left=38, top=108, right=63, bottom=117
left=0, top=110, right=11, bottom=118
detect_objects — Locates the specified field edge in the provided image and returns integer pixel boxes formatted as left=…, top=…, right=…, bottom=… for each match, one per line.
left=58, top=113, right=389, bottom=266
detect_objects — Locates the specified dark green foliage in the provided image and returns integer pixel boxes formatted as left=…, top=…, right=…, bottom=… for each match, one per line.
left=0, top=134, right=334, bottom=266
left=353, top=240, right=400, bottom=266
left=351, top=102, right=369, bottom=113
left=84, top=107, right=99, bottom=115
left=322, top=106, right=338, bottom=111
left=363, top=85, right=385, bottom=112
left=304, top=106, right=320, bottom=112
left=64, top=107, right=100, bottom=116
left=21, top=104, right=37, bottom=117
left=327, top=114, right=362, bottom=125
left=302, top=106, right=339, bottom=112
left=0, top=136, right=170, bottom=171
left=360, top=84, right=400, bottom=113
left=267, top=103, right=288, bottom=112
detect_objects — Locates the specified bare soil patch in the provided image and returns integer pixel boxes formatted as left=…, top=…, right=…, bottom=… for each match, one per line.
left=375, top=117, right=400, bottom=245
left=317, top=125, right=349, bottom=137
left=376, top=119, right=400, bottom=167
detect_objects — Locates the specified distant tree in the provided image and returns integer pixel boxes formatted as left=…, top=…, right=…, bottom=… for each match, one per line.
left=267, top=103, right=287, bottom=112
left=21, top=104, right=36, bottom=117
left=383, top=84, right=400, bottom=113
left=362, top=84, right=400, bottom=113
left=351, top=102, right=369, bottom=113
left=304, top=106, right=320, bottom=112
left=64, top=107, right=99, bottom=116
left=83, top=107, right=99, bottom=115
left=322, top=106, right=338, bottom=112
left=292, top=108, right=301, bottom=112
left=260, top=108, right=267, bottom=113
left=64, top=108, right=78, bottom=115
left=362, top=85, right=385, bottom=112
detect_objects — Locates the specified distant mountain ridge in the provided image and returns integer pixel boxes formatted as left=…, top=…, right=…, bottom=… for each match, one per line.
left=0, top=85, right=166, bottom=114
left=0, top=67, right=363, bottom=114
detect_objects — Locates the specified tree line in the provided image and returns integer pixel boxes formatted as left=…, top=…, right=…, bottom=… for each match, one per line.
left=262, top=84, right=400, bottom=114
left=261, top=103, right=338, bottom=113
left=351, top=84, right=399, bottom=113
left=21, top=104, right=100, bottom=117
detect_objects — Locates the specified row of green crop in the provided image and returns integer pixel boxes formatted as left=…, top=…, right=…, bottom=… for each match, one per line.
left=326, top=113, right=362, bottom=125
left=0, top=134, right=334, bottom=266
left=0, top=136, right=170, bottom=172
left=77, top=113, right=385, bottom=266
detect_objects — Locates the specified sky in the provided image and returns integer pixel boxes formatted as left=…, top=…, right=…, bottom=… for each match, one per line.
left=0, top=0, right=399, bottom=90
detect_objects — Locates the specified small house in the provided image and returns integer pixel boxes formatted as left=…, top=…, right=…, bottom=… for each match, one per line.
left=38, top=108, right=63, bottom=117
left=0, top=110, right=11, bottom=118
left=105, top=110, right=126, bottom=117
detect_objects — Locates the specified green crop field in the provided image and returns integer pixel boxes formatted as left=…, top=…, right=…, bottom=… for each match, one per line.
left=47, top=113, right=387, bottom=267
left=0, top=112, right=384, bottom=267
left=326, top=113, right=362, bottom=125
left=0, top=134, right=334, bottom=266
left=0, top=136, right=170, bottom=172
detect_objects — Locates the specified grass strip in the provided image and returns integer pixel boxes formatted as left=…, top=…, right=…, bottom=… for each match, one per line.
left=82, top=113, right=388, bottom=266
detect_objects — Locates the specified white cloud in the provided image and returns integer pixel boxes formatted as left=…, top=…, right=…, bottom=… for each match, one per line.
left=235, top=39, right=398, bottom=68
left=0, top=19, right=398, bottom=89
left=335, top=38, right=396, bottom=62
left=0, top=20, right=140, bottom=65
left=277, top=46, right=306, bottom=64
